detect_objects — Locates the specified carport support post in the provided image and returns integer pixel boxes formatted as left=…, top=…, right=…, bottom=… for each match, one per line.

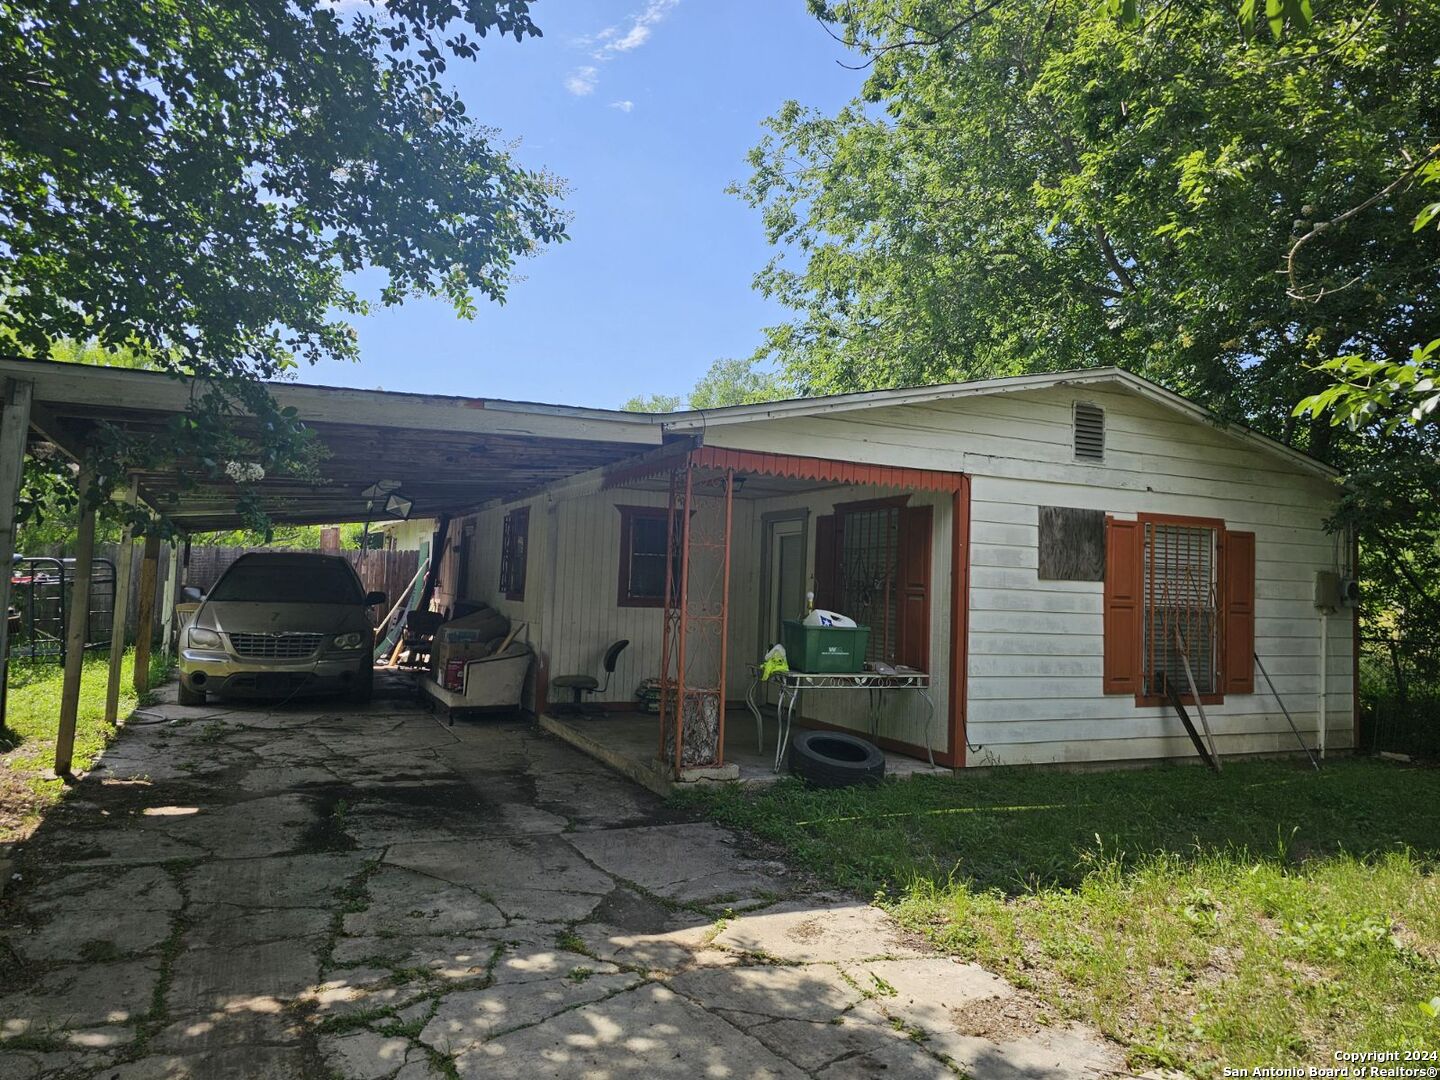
left=56, top=461, right=98, bottom=776
left=133, top=531, right=161, bottom=695
left=0, top=377, right=34, bottom=732
left=104, top=479, right=138, bottom=726
left=160, top=536, right=179, bottom=659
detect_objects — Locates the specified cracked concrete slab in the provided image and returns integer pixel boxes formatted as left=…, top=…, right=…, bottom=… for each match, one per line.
left=713, top=898, right=930, bottom=963
left=320, top=1030, right=413, bottom=1079
left=0, top=958, right=158, bottom=1035
left=420, top=972, right=643, bottom=1053
left=1, top=688, right=1126, bottom=1080
left=186, top=851, right=371, bottom=909
left=746, top=1014, right=911, bottom=1073
left=665, top=962, right=863, bottom=1027
left=565, top=822, right=798, bottom=903
left=841, top=957, right=1013, bottom=1034
left=342, top=866, right=509, bottom=937
left=457, top=983, right=808, bottom=1080
left=329, top=934, right=499, bottom=981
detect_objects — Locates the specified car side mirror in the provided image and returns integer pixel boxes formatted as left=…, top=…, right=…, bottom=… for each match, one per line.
left=365, top=591, right=387, bottom=608
left=180, top=585, right=205, bottom=603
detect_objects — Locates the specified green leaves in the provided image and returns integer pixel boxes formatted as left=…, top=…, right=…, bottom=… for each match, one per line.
left=1293, top=341, right=1440, bottom=433
left=0, top=0, right=564, bottom=531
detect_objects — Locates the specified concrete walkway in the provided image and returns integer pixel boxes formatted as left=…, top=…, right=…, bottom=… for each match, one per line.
left=0, top=688, right=1132, bottom=1080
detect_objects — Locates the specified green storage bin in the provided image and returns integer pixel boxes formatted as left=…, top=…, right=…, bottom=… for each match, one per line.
left=782, top=619, right=871, bottom=673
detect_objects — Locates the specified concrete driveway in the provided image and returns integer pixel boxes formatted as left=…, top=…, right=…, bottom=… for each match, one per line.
left=0, top=686, right=1129, bottom=1080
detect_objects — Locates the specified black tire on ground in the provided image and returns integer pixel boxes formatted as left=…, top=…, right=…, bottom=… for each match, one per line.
left=178, top=681, right=206, bottom=707
left=347, top=663, right=374, bottom=703
left=788, top=730, right=885, bottom=788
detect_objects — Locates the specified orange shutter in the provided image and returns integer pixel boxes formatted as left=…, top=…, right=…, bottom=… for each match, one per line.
left=897, top=505, right=933, bottom=671
left=814, top=514, right=838, bottom=611
left=1222, top=530, right=1256, bottom=694
left=1103, top=517, right=1142, bottom=695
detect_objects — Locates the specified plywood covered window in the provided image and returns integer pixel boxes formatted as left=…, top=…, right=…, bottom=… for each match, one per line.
left=1104, top=514, right=1256, bottom=703
left=617, top=505, right=673, bottom=608
left=815, top=500, right=932, bottom=671
left=498, top=507, right=529, bottom=601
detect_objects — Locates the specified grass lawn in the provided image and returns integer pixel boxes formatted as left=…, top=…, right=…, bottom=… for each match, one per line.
left=687, top=759, right=1440, bottom=1076
left=0, top=651, right=169, bottom=844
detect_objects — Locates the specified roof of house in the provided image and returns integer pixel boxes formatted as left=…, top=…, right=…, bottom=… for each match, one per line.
left=1, top=358, right=1337, bottom=529
left=656, top=367, right=1339, bottom=480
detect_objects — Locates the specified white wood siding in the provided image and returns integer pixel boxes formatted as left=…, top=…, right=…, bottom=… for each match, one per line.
left=702, top=384, right=1354, bottom=767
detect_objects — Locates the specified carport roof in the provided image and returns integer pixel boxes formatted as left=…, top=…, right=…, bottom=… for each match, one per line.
left=3, top=357, right=665, bottom=531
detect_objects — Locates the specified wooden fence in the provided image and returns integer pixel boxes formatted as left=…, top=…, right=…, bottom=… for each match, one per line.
left=18, top=544, right=419, bottom=647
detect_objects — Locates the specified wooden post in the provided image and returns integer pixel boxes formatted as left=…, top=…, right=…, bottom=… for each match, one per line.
left=133, top=531, right=161, bottom=695
left=0, top=378, right=34, bottom=732
left=160, top=537, right=180, bottom=660
left=56, top=461, right=98, bottom=776
left=105, top=479, right=138, bottom=726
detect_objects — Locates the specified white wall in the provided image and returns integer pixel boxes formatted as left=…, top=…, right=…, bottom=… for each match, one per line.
left=701, top=383, right=1355, bottom=767
left=451, top=485, right=758, bottom=712
left=379, top=517, right=437, bottom=553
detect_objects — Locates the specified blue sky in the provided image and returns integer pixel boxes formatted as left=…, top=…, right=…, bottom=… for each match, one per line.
left=306, top=1, right=863, bottom=408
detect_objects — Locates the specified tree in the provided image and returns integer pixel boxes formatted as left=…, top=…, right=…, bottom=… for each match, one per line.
left=1, top=0, right=566, bottom=528
left=622, top=393, right=684, bottom=413
left=742, top=0, right=1440, bottom=650
left=623, top=358, right=785, bottom=413
left=743, top=0, right=1438, bottom=453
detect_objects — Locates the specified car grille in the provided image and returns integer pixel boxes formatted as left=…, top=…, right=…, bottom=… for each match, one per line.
left=228, top=632, right=323, bottom=660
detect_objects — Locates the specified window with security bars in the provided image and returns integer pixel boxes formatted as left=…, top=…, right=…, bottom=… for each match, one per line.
left=1142, top=521, right=1218, bottom=696
left=498, top=507, right=529, bottom=601
left=837, top=506, right=901, bottom=664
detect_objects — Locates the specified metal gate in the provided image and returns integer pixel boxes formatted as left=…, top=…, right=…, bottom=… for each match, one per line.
left=9, top=556, right=117, bottom=661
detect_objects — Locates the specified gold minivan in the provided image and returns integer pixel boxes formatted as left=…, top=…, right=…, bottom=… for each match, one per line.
left=177, top=553, right=384, bottom=706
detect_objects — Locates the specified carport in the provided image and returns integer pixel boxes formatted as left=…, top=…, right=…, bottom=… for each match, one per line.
left=0, top=356, right=668, bottom=775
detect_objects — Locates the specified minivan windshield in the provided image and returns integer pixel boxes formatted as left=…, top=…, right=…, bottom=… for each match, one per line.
left=208, top=559, right=363, bottom=605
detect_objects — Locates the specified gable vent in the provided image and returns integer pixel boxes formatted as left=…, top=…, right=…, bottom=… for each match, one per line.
left=1073, top=402, right=1105, bottom=461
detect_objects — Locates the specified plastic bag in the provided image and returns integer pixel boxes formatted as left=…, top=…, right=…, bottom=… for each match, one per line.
left=802, top=608, right=857, bottom=628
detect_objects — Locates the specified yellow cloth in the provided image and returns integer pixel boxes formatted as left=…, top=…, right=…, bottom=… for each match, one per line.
left=760, top=653, right=789, bottom=682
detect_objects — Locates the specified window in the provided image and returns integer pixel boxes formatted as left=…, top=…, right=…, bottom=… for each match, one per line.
left=617, top=506, right=675, bottom=607
left=1103, top=514, right=1257, bottom=703
left=498, top=507, right=529, bottom=601
left=456, top=523, right=475, bottom=600
left=209, top=557, right=362, bottom=605
left=1074, top=402, right=1105, bottom=461
left=1142, top=520, right=1218, bottom=696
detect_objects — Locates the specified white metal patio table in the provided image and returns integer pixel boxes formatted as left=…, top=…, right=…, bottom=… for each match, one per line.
left=744, top=665, right=936, bottom=772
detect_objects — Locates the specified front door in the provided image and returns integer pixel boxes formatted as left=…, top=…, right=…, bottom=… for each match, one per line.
left=764, top=517, right=807, bottom=648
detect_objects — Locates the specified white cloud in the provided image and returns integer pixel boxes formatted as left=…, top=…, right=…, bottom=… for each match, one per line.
left=564, top=66, right=599, bottom=96
left=590, top=0, right=678, bottom=58
left=609, top=100, right=635, bottom=113
left=568, top=2, right=676, bottom=99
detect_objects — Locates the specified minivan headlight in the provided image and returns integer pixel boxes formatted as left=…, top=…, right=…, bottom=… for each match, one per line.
left=188, top=627, right=222, bottom=649
left=332, top=632, right=364, bottom=651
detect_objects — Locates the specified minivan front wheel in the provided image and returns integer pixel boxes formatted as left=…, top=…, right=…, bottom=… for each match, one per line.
left=178, top=681, right=206, bottom=707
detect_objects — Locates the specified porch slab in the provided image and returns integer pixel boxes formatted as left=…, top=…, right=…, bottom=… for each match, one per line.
left=541, top=707, right=952, bottom=792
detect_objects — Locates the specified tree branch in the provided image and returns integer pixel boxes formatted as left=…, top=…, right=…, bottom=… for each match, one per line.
left=1093, top=224, right=1138, bottom=293
left=822, top=0, right=1008, bottom=71
left=1286, top=142, right=1440, bottom=302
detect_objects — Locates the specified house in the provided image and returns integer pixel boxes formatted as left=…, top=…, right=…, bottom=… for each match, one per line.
left=1, top=358, right=1354, bottom=780
left=421, top=368, right=1355, bottom=775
